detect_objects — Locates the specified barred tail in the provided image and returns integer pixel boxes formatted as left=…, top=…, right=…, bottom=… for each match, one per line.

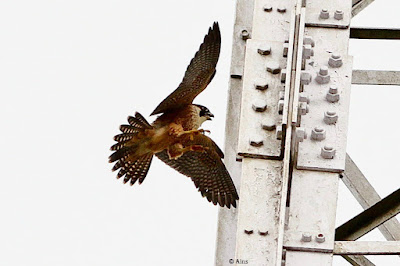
left=109, top=112, right=153, bottom=185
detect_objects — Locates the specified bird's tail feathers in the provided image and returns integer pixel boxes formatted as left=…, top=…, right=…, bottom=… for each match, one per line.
left=112, top=153, right=153, bottom=185
left=109, top=112, right=154, bottom=185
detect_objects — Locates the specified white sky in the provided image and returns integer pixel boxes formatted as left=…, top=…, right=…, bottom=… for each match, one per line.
left=0, top=0, right=399, bottom=265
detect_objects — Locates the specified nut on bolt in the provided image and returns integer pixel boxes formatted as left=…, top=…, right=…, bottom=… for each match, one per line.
left=316, top=233, right=326, bottom=243
left=241, top=30, right=250, bottom=40
left=320, top=9, right=329, bottom=19
left=321, top=146, right=336, bottom=159
left=315, top=66, right=330, bottom=84
left=334, top=10, right=344, bottom=20
left=252, top=100, right=267, bottom=112
left=311, top=127, right=326, bottom=141
left=328, top=53, right=343, bottom=68
left=302, top=233, right=312, bottom=242
left=324, top=111, right=338, bottom=124
left=258, top=44, right=271, bottom=55
left=266, top=62, right=281, bottom=74
left=326, top=86, right=340, bottom=103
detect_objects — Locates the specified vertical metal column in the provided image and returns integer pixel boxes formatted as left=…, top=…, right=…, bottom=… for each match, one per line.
left=216, top=0, right=353, bottom=265
left=284, top=1, right=353, bottom=265
left=234, top=0, right=297, bottom=265
left=215, top=0, right=255, bottom=265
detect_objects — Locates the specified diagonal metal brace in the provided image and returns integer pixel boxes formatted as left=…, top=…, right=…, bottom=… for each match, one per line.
left=335, top=188, right=400, bottom=241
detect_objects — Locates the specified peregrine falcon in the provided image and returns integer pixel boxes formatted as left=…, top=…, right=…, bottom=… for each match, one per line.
left=109, top=22, right=239, bottom=208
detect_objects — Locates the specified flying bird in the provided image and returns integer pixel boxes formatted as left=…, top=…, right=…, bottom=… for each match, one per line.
left=109, top=22, right=239, bottom=208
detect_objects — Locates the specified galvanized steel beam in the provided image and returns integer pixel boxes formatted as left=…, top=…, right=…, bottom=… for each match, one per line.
left=352, top=0, right=375, bottom=17
left=352, top=70, right=400, bottom=86
left=350, top=27, right=400, bottom=40
left=334, top=241, right=400, bottom=255
left=343, top=154, right=400, bottom=241
left=335, top=189, right=400, bottom=241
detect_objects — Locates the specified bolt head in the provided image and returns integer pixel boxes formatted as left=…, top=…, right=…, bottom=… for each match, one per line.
left=266, top=62, right=281, bottom=74
left=279, top=91, right=285, bottom=100
left=299, top=102, right=309, bottom=115
left=302, top=233, right=312, bottom=242
left=281, top=69, right=287, bottom=83
left=276, top=125, right=283, bottom=140
left=262, top=123, right=276, bottom=131
left=303, top=44, right=313, bottom=59
left=250, top=139, right=263, bottom=147
left=277, top=6, right=286, bottom=13
left=278, top=99, right=284, bottom=114
left=300, top=71, right=312, bottom=85
left=263, top=5, right=273, bottom=12
left=329, top=54, right=343, bottom=68
left=311, top=127, right=326, bottom=141
left=296, top=128, right=307, bottom=142
left=258, top=44, right=271, bottom=55
left=303, top=36, right=315, bottom=47
left=241, top=30, right=250, bottom=40
left=252, top=100, right=267, bottom=112
left=244, top=229, right=254, bottom=234
left=320, top=9, right=330, bottom=19
left=324, top=111, right=338, bottom=124
left=321, top=146, right=336, bottom=159
left=254, top=78, right=268, bottom=91
left=283, top=43, right=289, bottom=57
left=299, top=93, right=310, bottom=104
left=334, top=10, right=344, bottom=20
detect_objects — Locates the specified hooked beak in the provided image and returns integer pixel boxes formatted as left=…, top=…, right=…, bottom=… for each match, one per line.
left=207, top=113, right=214, bottom=121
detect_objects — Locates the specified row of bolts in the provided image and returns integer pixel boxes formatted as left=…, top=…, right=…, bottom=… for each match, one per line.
left=259, top=3, right=345, bottom=21
left=244, top=229, right=326, bottom=244
left=246, top=35, right=343, bottom=159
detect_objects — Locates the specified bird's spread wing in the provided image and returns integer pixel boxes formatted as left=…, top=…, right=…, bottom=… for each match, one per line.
left=151, top=22, right=221, bottom=115
left=155, top=134, right=239, bottom=208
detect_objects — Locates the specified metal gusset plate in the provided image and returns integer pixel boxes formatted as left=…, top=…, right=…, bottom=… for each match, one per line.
left=296, top=27, right=352, bottom=172
left=304, top=0, right=352, bottom=29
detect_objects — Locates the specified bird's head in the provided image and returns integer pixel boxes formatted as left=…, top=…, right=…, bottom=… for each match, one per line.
left=194, top=104, right=214, bottom=124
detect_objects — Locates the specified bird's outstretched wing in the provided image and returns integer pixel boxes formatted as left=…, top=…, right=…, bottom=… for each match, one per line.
left=155, top=134, right=239, bottom=208
left=151, top=22, right=221, bottom=116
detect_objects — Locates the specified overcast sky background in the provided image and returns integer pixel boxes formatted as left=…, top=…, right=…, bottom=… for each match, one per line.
left=0, top=0, right=399, bottom=265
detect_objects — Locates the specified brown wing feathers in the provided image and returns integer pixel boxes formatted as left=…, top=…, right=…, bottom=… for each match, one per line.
left=155, top=134, right=239, bottom=208
left=151, top=22, right=221, bottom=115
